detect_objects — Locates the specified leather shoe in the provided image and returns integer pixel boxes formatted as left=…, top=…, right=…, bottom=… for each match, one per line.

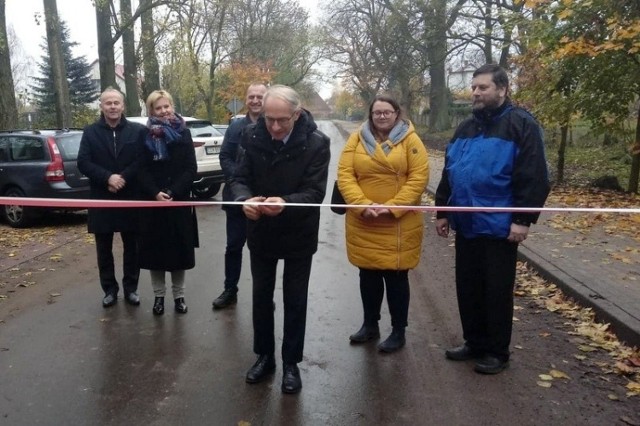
left=349, top=324, right=380, bottom=343
left=445, top=344, right=482, bottom=361
left=246, top=354, right=276, bottom=384
left=102, top=293, right=117, bottom=308
left=153, top=297, right=164, bottom=316
left=174, top=297, right=188, bottom=314
left=212, top=289, right=237, bottom=309
left=474, top=355, right=509, bottom=374
left=281, top=363, right=302, bottom=394
left=124, top=292, right=140, bottom=306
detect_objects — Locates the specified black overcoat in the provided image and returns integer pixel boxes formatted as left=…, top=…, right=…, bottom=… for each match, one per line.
left=137, top=129, right=198, bottom=271
left=77, top=115, right=146, bottom=233
left=230, top=110, right=331, bottom=259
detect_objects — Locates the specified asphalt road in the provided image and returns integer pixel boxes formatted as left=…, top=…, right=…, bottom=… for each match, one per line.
left=0, top=121, right=637, bottom=425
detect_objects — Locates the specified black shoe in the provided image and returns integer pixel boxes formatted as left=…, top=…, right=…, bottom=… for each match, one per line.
left=153, top=297, right=164, bottom=316
left=246, top=354, right=276, bottom=384
left=102, top=293, right=117, bottom=308
left=212, top=289, right=238, bottom=309
left=174, top=297, right=188, bottom=314
left=124, top=292, right=140, bottom=306
left=445, top=344, right=482, bottom=361
left=377, top=328, right=406, bottom=353
left=474, top=355, right=509, bottom=374
left=349, top=324, right=380, bottom=343
left=281, top=363, right=302, bottom=394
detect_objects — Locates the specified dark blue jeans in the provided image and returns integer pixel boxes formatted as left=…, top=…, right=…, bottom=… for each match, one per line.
left=224, top=207, right=247, bottom=292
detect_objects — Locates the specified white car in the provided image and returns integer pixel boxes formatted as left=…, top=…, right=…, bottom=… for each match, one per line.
left=128, top=116, right=224, bottom=198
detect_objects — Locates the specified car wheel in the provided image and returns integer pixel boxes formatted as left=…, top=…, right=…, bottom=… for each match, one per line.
left=2, top=188, right=35, bottom=228
left=192, top=183, right=221, bottom=199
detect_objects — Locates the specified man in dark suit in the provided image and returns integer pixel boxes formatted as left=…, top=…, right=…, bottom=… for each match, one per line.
left=231, top=85, right=330, bottom=394
left=212, top=83, right=267, bottom=309
left=77, top=87, right=146, bottom=308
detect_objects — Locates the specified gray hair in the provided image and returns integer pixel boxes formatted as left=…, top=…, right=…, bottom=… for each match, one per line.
left=263, top=85, right=301, bottom=113
left=100, top=86, right=124, bottom=103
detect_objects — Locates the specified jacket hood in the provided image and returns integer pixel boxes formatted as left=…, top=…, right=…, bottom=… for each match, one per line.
left=360, top=119, right=413, bottom=155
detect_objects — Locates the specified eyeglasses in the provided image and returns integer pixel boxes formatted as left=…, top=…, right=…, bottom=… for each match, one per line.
left=265, top=113, right=296, bottom=126
left=372, top=110, right=397, bottom=118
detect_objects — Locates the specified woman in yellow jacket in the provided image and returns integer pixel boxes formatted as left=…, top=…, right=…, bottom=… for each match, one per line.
left=337, top=95, right=429, bottom=353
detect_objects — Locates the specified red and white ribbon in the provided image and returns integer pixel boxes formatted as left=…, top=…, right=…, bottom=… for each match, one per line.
left=0, top=197, right=639, bottom=214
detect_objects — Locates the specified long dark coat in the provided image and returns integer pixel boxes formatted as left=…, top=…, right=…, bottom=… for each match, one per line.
left=230, top=110, right=331, bottom=259
left=77, top=115, right=146, bottom=233
left=137, top=129, right=198, bottom=271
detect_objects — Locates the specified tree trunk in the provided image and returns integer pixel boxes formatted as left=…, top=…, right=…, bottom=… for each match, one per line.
left=484, top=1, right=492, bottom=63
left=43, top=0, right=71, bottom=128
left=95, top=0, right=117, bottom=91
left=557, top=124, right=568, bottom=184
left=628, top=102, right=640, bottom=193
left=120, top=0, right=140, bottom=115
left=426, top=0, right=450, bottom=131
left=0, top=0, right=18, bottom=130
left=140, top=0, right=159, bottom=102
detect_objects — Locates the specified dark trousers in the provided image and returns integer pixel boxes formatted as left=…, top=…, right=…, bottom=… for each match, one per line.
left=250, top=251, right=312, bottom=364
left=94, top=232, right=139, bottom=296
left=454, top=234, right=518, bottom=361
left=359, top=269, right=410, bottom=328
left=224, top=208, right=247, bottom=292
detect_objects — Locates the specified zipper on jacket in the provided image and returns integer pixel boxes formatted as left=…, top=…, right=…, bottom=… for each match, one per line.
left=113, top=130, right=117, bottom=156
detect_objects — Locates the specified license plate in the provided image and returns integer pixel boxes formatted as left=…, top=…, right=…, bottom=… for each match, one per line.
left=205, top=146, right=221, bottom=155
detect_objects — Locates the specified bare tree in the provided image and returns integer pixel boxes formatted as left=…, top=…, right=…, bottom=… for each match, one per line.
left=43, top=0, right=71, bottom=128
left=227, top=0, right=320, bottom=87
left=323, top=0, right=427, bottom=117
left=0, top=0, right=18, bottom=129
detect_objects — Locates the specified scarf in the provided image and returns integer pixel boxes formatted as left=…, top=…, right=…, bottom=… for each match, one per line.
left=145, top=113, right=187, bottom=161
left=360, top=119, right=410, bottom=155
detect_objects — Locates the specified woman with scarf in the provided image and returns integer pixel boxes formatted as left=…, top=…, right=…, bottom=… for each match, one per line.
left=138, top=90, right=198, bottom=315
left=337, top=95, right=429, bottom=353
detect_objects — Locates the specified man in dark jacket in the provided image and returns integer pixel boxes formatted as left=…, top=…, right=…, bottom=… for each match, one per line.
left=231, top=85, right=330, bottom=394
left=212, top=83, right=267, bottom=309
left=435, top=64, right=550, bottom=374
left=77, top=87, right=146, bottom=308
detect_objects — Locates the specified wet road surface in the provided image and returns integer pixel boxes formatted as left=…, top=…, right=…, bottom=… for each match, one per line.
left=1, top=122, right=636, bottom=425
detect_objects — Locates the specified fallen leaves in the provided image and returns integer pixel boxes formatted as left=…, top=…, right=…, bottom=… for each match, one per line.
left=546, top=187, right=640, bottom=243
left=516, top=261, right=640, bottom=397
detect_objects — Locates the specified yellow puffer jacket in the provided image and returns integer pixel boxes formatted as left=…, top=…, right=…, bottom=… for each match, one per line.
left=337, top=120, right=429, bottom=270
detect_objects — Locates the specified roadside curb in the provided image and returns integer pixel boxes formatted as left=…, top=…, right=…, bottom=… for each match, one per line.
left=518, top=244, right=640, bottom=348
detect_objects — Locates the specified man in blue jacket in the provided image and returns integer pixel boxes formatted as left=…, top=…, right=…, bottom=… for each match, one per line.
left=435, top=64, right=550, bottom=374
left=78, top=87, right=146, bottom=308
left=212, top=83, right=267, bottom=309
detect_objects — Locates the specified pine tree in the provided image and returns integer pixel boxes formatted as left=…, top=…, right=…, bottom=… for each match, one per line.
left=30, top=21, right=98, bottom=127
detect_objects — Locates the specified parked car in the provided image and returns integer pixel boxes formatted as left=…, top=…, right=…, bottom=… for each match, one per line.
left=0, top=129, right=90, bottom=228
left=128, top=116, right=224, bottom=199
left=212, top=124, right=228, bottom=136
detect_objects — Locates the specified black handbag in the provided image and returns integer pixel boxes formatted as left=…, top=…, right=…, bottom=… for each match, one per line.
left=330, top=180, right=347, bottom=215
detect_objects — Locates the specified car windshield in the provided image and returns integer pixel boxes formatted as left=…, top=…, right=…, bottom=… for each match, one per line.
left=187, top=121, right=223, bottom=138
left=55, top=133, right=83, bottom=161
